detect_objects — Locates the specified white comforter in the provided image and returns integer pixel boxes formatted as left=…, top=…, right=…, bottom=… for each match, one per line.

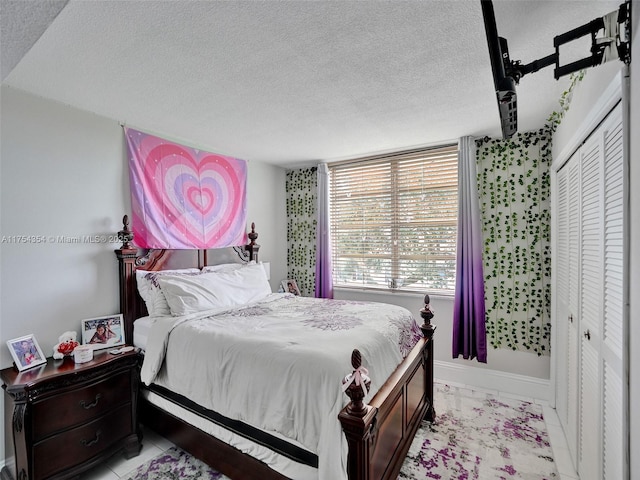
left=141, top=293, right=422, bottom=480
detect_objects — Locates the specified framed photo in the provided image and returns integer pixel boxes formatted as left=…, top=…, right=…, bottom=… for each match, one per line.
left=281, top=279, right=301, bottom=296
left=81, top=314, right=125, bottom=350
left=7, top=334, right=47, bottom=371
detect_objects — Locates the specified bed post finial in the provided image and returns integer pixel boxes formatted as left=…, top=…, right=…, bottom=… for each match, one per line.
left=245, top=222, right=260, bottom=262
left=420, top=293, right=436, bottom=421
left=420, top=293, right=435, bottom=339
left=342, top=349, right=371, bottom=417
left=248, top=222, right=258, bottom=243
left=118, top=215, right=134, bottom=250
left=115, top=214, right=138, bottom=347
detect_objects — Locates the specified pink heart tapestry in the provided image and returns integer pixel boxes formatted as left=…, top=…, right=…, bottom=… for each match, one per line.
left=125, top=128, right=247, bottom=249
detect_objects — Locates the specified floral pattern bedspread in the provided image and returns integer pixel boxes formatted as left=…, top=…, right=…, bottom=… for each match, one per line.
left=141, top=293, right=422, bottom=480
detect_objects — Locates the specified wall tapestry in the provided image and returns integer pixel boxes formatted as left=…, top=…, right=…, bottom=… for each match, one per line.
left=125, top=128, right=247, bottom=249
left=286, top=168, right=317, bottom=297
left=476, top=131, right=552, bottom=356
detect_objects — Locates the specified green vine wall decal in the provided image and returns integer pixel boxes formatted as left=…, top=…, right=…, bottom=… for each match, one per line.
left=476, top=70, right=583, bottom=356
left=476, top=131, right=552, bottom=355
left=286, top=168, right=317, bottom=297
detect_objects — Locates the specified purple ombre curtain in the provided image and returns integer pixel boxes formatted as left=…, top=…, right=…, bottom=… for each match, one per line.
left=315, top=163, right=333, bottom=298
left=452, top=137, right=487, bottom=362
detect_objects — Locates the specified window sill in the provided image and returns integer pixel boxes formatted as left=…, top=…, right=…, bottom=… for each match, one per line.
left=333, top=286, right=454, bottom=300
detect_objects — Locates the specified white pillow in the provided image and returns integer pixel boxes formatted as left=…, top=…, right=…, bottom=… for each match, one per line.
left=135, top=268, right=201, bottom=316
left=158, top=263, right=272, bottom=316
left=202, top=261, right=253, bottom=273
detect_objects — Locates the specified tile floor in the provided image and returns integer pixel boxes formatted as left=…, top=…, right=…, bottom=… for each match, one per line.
left=79, top=385, right=580, bottom=480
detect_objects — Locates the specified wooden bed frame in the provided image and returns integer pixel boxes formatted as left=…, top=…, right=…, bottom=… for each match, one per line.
left=114, top=216, right=435, bottom=480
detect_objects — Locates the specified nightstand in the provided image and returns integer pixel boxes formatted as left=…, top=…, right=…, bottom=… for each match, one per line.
left=1, top=348, right=142, bottom=480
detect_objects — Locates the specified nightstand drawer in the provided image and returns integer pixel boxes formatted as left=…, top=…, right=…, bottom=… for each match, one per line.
left=33, top=403, right=132, bottom=480
left=32, top=369, right=131, bottom=441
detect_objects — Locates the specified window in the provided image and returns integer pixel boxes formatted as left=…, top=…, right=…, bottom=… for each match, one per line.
left=329, top=144, right=458, bottom=294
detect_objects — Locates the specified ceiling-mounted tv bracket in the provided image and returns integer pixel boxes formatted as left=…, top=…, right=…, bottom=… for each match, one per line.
left=482, top=0, right=631, bottom=139
left=508, top=0, right=631, bottom=83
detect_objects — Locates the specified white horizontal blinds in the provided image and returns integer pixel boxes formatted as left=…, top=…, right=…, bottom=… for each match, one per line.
left=330, top=145, right=458, bottom=292
left=330, top=161, right=393, bottom=287
left=395, top=147, right=458, bottom=291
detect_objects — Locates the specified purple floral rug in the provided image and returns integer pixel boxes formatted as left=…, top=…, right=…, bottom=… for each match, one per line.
left=121, top=447, right=229, bottom=480
left=124, top=383, right=558, bottom=480
left=399, top=383, right=559, bottom=479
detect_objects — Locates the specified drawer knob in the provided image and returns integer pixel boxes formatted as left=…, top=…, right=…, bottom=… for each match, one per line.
left=80, top=430, right=101, bottom=448
left=80, top=393, right=102, bottom=409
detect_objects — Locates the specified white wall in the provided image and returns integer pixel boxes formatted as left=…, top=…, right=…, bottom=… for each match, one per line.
left=552, top=60, right=622, bottom=164
left=0, top=86, right=287, bottom=465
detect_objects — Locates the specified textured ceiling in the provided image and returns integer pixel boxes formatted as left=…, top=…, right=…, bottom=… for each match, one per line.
left=1, top=0, right=620, bottom=166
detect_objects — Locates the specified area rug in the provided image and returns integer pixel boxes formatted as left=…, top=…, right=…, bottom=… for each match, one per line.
left=398, top=383, right=559, bottom=479
left=121, top=447, right=229, bottom=480
left=123, top=383, right=558, bottom=480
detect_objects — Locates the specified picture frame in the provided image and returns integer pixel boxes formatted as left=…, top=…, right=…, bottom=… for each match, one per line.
left=81, top=314, right=125, bottom=350
left=281, top=279, right=301, bottom=296
left=6, top=334, right=47, bottom=371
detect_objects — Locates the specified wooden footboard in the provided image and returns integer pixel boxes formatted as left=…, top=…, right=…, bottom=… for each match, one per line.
left=139, top=323, right=435, bottom=480
left=339, top=320, right=435, bottom=480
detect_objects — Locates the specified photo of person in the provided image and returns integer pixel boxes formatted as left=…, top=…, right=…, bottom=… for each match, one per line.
left=281, top=279, right=301, bottom=296
left=81, top=315, right=125, bottom=349
left=89, top=322, right=117, bottom=344
left=16, top=339, right=39, bottom=366
left=6, top=335, right=47, bottom=371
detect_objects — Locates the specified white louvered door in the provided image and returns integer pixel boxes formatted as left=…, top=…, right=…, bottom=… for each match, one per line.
left=555, top=152, right=580, bottom=464
left=578, top=122, right=603, bottom=480
left=554, top=101, right=626, bottom=480
left=554, top=166, right=570, bottom=446
left=566, top=156, right=580, bottom=462
left=600, top=105, right=624, bottom=480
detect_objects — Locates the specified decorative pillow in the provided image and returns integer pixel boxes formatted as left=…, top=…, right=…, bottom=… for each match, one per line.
left=135, top=268, right=201, bottom=316
left=158, top=262, right=272, bottom=316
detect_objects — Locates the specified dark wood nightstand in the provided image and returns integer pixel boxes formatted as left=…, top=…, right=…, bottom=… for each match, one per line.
left=1, top=348, right=142, bottom=480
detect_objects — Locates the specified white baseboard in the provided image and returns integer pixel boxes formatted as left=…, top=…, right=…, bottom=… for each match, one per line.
left=434, top=360, right=551, bottom=403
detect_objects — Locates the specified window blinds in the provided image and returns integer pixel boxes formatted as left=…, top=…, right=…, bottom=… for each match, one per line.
left=329, top=144, right=458, bottom=293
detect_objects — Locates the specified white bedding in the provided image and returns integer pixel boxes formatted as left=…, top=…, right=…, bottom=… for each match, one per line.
left=140, top=293, right=422, bottom=480
left=133, top=316, right=153, bottom=350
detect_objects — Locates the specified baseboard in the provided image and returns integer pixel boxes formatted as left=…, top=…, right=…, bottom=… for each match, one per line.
left=434, top=360, right=551, bottom=403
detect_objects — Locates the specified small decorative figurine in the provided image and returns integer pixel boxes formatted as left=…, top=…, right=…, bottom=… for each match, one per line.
left=53, top=331, right=79, bottom=359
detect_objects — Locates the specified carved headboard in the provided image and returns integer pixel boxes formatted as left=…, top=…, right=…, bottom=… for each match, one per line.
left=114, top=215, right=260, bottom=345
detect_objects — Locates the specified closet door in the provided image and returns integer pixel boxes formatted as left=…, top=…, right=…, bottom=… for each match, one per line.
left=554, top=167, right=569, bottom=437
left=566, top=154, right=581, bottom=462
left=575, top=102, right=625, bottom=480
left=555, top=153, right=580, bottom=464
left=554, top=100, right=626, bottom=479
left=578, top=125, right=603, bottom=480
left=600, top=104, right=624, bottom=480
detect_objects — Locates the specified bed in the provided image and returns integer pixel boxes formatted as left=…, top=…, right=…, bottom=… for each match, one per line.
left=114, top=216, right=435, bottom=480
